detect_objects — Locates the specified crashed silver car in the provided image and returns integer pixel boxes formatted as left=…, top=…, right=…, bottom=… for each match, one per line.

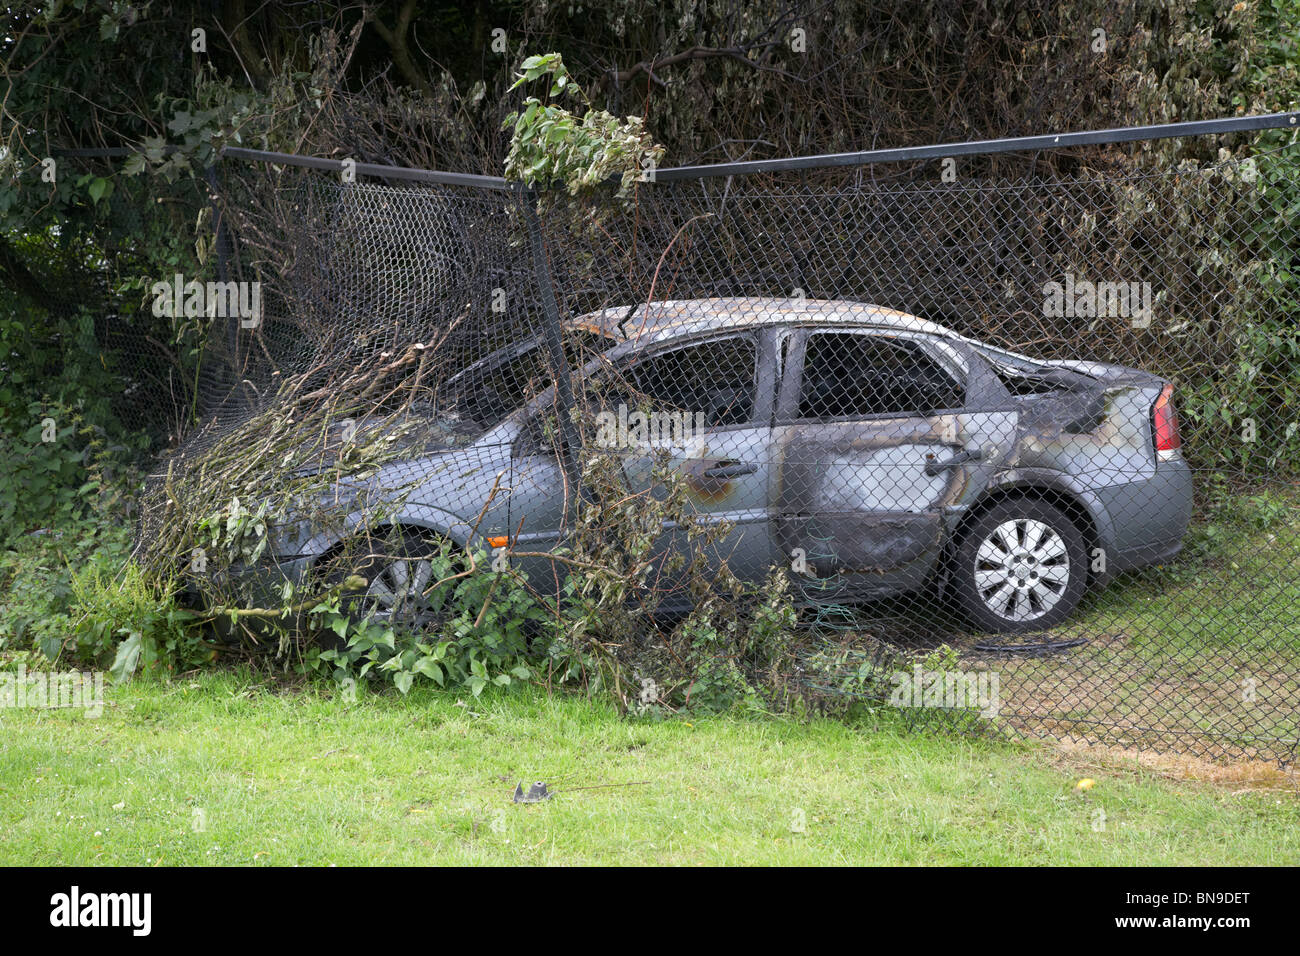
left=253, top=298, right=1193, bottom=634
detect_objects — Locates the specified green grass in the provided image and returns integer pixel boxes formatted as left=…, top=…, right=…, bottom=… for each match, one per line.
left=2, top=671, right=1297, bottom=865
left=3, top=485, right=1299, bottom=864
left=1074, top=484, right=1300, bottom=656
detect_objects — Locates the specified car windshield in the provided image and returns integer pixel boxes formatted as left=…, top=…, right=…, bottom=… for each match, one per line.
left=435, top=328, right=614, bottom=438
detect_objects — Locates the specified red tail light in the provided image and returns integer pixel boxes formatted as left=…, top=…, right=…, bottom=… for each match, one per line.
left=1152, top=383, right=1181, bottom=456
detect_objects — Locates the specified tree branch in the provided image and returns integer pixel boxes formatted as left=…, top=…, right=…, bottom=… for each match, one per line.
left=367, top=0, right=432, bottom=96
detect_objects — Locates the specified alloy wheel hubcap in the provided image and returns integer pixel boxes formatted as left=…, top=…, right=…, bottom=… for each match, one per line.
left=363, top=557, right=438, bottom=628
left=973, top=518, right=1070, bottom=622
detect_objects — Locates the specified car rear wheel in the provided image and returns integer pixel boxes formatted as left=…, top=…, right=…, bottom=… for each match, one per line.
left=952, top=499, right=1088, bottom=633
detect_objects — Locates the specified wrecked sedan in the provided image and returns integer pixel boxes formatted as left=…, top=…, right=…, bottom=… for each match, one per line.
left=252, top=298, right=1191, bottom=634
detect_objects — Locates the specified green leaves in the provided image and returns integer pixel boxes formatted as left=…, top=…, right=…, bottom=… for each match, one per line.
left=121, top=152, right=147, bottom=176
left=413, top=656, right=444, bottom=685
left=0, top=398, right=99, bottom=535
left=330, top=613, right=350, bottom=640
left=109, top=631, right=143, bottom=683
left=511, top=54, right=579, bottom=101
left=298, top=543, right=550, bottom=698
left=197, top=496, right=274, bottom=567
left=502, top=52, right=664, bottom=204
left=72, top=172, right=114, bottom=205
left=87, top=177, right=112, bottom=205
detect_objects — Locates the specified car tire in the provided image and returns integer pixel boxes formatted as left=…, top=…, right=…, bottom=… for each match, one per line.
left=951, top=498, right=1088, bottom=634
left=315, top=527, right=459, bottom=647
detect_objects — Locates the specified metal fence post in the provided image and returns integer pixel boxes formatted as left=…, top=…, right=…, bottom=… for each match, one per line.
left=521, top=189, right=584, bottom=506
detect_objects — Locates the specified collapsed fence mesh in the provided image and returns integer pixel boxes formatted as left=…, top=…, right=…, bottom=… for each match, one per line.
left=134, top=134, right=1300, bottom=763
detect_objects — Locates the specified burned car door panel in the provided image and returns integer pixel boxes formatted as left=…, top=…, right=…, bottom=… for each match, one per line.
left=507, top=332, right=775, bottom=598
left=610, top=333, right=773, bottom=589
left=773, top=329, right=1015, bottom=593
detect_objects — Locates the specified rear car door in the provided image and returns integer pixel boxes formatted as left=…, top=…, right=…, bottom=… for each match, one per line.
left=773, top=328, right=999, bottom=597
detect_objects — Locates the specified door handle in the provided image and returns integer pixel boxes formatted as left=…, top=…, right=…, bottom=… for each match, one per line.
left=924, top=447, right=983, bottom=476
left=703, top=460, right=758, bottom=479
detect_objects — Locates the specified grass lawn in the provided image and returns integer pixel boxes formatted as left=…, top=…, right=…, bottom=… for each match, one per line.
left=2, top=671, right=1297, bottom=865
left=1072, top=482, right=1300, bottom=658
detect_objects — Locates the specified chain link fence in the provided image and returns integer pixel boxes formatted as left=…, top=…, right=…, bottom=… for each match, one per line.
left=130, top=118, right=1300, bottom=763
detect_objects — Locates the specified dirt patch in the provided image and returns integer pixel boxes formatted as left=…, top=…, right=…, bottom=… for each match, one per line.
left=953, top=629, right=1300, bottom=764
left=1045, top=738, right=1300, bottom=792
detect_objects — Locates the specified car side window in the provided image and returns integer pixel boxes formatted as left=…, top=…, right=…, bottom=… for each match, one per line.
left=513, top=405, right=562, bottom=457
left=617, top=335, right=758, bottom=427
left=516, top=335, right=758, bottom=457
left=796, top=332, right=964, bottom=419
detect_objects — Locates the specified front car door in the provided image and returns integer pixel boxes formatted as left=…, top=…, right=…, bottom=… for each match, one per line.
left=507, top=331, right=776, bottom=606
left=608, top=332, right=775, bottom=598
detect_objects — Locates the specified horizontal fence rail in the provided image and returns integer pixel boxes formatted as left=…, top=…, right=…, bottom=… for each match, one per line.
left=57, top=110, right=1300, bottom=183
